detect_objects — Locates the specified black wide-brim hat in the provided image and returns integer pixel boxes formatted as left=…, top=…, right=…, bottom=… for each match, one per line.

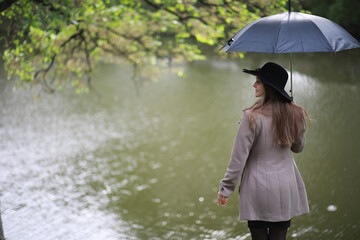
left=243, top=62, right=293, bottom=102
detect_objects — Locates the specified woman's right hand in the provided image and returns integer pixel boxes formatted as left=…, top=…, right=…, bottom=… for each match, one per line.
left=217, top=192, right=228, bottom=206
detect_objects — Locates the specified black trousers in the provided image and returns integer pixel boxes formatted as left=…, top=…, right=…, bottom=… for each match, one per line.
left=248, top=220, right=291, bottom=229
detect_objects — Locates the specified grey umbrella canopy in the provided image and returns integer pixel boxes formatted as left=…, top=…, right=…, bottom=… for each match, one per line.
left=221, top=8, right=360, bottom=97
left=221, top=11, right=360, bottom=53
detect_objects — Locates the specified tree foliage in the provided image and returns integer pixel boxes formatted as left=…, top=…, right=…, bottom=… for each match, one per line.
left=0, top=0, right=288, bottom=93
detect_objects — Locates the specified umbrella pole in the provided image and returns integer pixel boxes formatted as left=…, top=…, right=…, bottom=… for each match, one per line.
left=289, top=0, right=293, bottom=98
left=288, top=0, right=291, bottom=13
left=290, top=53, right=293, bottom=98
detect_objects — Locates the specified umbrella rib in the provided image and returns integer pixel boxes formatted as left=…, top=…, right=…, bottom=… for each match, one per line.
left=295, top=15, right=305, bottom=52
left=274, top=13, right=288, bottom=53
left=302, top=14, right=335, bottom=52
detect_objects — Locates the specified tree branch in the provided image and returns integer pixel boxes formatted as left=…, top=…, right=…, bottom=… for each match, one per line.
left=34, top=55, right=56, bottom=79
left=33, top=29, right=85, bottom=92
left=142, top=0, right=209, bottom=25
left=224, top=1, right=240, bottom=14
left=31, top=0, right=70, bottom=18
left=80, top=30, right=92, bottom=87
left=60, top=29, right=84, bottom=48
left=36, top=55, right=56, bottom=93
left=103, top=25, right=164, bottom=57
left=106, top=40, right=129, bottom=57
left=197, top=0, right=223, bottom=7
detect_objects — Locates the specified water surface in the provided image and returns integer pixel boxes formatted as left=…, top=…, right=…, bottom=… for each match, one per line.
left=0, top=50, right=359, bottom=239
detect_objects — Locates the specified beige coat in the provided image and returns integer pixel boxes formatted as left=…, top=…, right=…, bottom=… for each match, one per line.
left=220, top=107, right=309, bottom=222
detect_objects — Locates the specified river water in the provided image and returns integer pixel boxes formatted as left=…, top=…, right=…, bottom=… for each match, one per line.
left=0, top=50, right=359, bottom=240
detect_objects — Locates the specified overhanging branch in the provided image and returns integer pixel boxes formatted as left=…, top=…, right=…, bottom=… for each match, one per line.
left=142, top=0, right=209, bottom=25
left=33, top=29, right=85, bottom=92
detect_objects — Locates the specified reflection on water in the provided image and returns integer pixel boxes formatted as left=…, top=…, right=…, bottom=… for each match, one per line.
left=0, top=50, right=360, bottom=239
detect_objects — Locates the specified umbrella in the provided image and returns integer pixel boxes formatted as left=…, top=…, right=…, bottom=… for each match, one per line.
left=221, top=0, right=360, bottom=98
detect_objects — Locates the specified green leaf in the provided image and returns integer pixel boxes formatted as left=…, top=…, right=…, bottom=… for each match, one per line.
left=195, top=34, right=215, bottom=45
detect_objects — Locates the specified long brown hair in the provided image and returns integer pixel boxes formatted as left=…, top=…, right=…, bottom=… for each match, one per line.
left=248, top=85, right=310, bottom=147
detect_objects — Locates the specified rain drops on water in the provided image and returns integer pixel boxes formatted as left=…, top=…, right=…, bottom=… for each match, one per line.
left=327, top=205, right=338, bottom=212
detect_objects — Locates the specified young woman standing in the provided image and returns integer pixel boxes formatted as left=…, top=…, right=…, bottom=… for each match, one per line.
left=217, top=62, right=310, bottom=240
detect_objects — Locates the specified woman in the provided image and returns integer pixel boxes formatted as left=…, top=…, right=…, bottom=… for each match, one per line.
left=217, top=62, right=310, bottom=240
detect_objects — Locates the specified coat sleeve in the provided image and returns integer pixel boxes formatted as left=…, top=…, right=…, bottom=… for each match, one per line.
left=291, top=127, right=306, bottom=153
left=219, top=111, right=256, bottom=198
